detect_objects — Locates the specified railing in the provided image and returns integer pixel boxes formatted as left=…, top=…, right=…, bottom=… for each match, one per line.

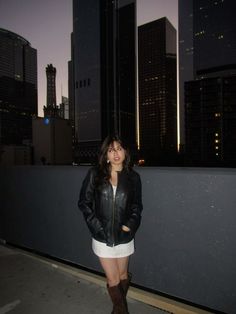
left=0, top=165, right=235, bottom=314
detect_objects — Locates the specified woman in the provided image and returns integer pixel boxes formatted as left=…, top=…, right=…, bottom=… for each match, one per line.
left=78, top=134, right=143, bottom=314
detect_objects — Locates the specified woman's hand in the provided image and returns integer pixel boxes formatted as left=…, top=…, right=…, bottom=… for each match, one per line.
left=122, top=225, right=130, bottom=232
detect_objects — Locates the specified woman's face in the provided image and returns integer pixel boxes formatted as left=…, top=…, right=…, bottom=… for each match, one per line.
left=107, top=141, right=126, bottom=168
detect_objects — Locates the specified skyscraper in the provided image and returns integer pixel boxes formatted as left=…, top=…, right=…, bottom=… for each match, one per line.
left=179, top=0, right=236, bottom=165
left=138, top=18, right=177, bottom=165
left=179, top=0, right=236, bottom=90
left=0, top=28, right=37, bottom=145
left=70, top=0, right=136, bottom=163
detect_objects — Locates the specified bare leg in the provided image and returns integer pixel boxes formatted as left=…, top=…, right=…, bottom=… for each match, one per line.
left=99, top=256, right=129, bottom=285
left=99, top=257, right=120, bottom=287
left=117, top=256, right=129, bottom=280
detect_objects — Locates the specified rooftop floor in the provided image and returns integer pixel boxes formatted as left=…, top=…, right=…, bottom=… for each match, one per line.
left=0, top=244, right=213, bottom=314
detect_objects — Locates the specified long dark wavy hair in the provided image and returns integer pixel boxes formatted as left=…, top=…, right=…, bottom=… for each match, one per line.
left=96, top=134, right=131, bottom=184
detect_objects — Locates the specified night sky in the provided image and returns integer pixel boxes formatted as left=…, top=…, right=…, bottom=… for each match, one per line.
left=0, top=0, right=178, bottom=116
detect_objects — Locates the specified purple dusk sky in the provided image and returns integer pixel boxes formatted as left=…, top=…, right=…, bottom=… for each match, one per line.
left=0, top=0, right=178, bottom=116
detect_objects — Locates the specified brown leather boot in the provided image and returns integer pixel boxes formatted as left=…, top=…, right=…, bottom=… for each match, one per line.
left=107, top=283, right=129, bottom=314
left=120, top=273, right=132, bottom=296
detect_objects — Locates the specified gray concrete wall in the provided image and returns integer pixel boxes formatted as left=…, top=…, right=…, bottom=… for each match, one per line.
left=0, top=166, right=235, bottom=313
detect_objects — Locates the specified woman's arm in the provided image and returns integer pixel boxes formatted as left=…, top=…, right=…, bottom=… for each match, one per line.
left=78, top=168, right=105, bottom=238
left=123, top=172, right=143, bottom=234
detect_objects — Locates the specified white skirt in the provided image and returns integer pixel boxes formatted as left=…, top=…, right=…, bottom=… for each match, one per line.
left=92, top=238, right=134, bottom=258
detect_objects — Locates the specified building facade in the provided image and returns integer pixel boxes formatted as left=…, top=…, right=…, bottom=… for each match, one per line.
left=179, top=0, right=236, bottom=166
left=59, top=96, right=69, bottom=120
left=138, top=18, right=177, bottom=165
left=185, top=75, right=236, bottom=165
left=0, top=28, right=37, bottom=146
left=193, top=0, right=236, bottom=77
left=70, top=0, right=136, bottom=163
left=32, top=116, right=72, bottom=165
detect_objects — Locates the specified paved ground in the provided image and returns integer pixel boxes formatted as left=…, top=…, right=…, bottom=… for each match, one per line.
left=0, top=245, right=168, bottom=314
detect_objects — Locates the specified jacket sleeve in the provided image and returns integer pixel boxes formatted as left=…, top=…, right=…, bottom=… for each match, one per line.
left=78, top=168, right=105, bottom=238
left=124, top=172, right=143, bottom=234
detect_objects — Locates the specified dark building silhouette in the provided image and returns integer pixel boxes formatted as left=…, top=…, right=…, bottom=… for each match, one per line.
left=35, top=65, right=72, bottom=165
left=68, top=51, right=75, bottom=145
left=179, top=0, right=236, bottom=166
left=43, top=64, right=59, bottom=118
left=70, top=0, right=136, bottom=163
left=0, top=28, right=37, bottom=146
left=138, top=18, right=177, bottom=165
left=185, top=75, right=236, bottom=165
left=32, top=116, right=72, bottom=165
left=46, top=64, right=57, bottom=107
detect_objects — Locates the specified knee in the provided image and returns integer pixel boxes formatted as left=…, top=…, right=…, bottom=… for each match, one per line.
left=107, top=275, right=120, bottom=287
left=119, top=270, right=128, bottom=281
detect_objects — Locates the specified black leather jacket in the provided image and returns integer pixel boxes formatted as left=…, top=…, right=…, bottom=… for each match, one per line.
left=78, top=167, right=143, bottom=247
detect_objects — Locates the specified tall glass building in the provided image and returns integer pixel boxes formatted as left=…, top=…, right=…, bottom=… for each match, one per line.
left=70, top=0, right=136, bottom=163
left=0, top=28, right=38, bottom=145
left=138, top=18, right=177, bottom=165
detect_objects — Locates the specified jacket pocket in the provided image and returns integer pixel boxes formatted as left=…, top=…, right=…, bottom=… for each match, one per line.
left=119, top=228, right=133, bottom=243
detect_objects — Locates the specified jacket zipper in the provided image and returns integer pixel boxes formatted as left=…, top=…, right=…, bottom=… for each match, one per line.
left=112, top=190, right=115, bottom=246
left=111, top=172, right=119, bottom=246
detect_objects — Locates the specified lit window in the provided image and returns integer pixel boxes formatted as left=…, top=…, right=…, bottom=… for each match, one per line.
left=215, top=146, right=219, bottom=150
left=215, top=139, right=219, bottom=143
left=215, top=113, right=221, bottom=117
left=216, top=153, right=219, bottom=156
left=215, top=133, right=219, bottom=137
